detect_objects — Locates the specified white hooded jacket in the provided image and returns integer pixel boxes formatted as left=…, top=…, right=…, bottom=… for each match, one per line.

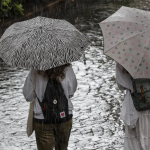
left=116, top=63, right=140, bottom=128
left=23, top=66, right=77, bottom=119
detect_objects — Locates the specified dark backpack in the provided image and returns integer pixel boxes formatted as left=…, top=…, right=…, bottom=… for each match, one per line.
left=131, top=78, right=150, bottom=111
left=37, top=78, right=69, bottom=124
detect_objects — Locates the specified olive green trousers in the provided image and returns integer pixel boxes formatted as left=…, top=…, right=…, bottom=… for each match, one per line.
left=34, top=119, right=72, bottom=150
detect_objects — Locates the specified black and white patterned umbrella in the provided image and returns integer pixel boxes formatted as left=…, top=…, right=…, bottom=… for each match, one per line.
left=0, top=16, right=89, bottom=70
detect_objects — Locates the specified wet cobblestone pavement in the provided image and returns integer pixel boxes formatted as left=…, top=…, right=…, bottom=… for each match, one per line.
left=0, top=0, right=149, bottom=149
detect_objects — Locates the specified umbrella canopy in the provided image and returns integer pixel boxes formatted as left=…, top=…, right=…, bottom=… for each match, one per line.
left=0, top=16, right=89, bottom=70
left=99, top=6, right=150, bottom=79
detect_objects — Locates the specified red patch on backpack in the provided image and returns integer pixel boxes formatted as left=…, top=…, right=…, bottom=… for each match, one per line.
left=60, top=111, right=65, bottom=118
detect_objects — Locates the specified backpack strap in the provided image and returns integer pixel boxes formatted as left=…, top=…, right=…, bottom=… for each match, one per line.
left=140, top=85, right=146, bottom=102
left=36, top=94, right=43, bottom=108
left=36, top=78, right=55, bottom=111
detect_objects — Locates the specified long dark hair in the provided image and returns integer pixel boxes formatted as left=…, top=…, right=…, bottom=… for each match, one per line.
left=38, top=63, right=71, bottom=82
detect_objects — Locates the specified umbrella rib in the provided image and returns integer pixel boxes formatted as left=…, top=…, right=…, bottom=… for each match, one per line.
left=104, top=30, right=149, bottom=54
left=0, top=26, right=80, bottom=44
left=135, top=41, right=150, bottom=79
left=102, top=21, right=147, bottom=39
left=102, top=20, right=144, bottom=25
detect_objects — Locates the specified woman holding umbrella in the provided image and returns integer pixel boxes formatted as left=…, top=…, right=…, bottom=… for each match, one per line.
left=0, top=16, right=89, bottom=150
left=99, top=6, right=150, bottom=150
left=23, top=63, right=77, bottom=150
left=115, top=62, right=150, bottom=150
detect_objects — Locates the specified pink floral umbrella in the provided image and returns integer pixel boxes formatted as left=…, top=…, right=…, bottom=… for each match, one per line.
left=99, top=6, right=150, bottom=79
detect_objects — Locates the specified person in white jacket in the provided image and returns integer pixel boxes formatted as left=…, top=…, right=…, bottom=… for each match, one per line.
left=23, top=63, right=77, bottom=150
left=116, top=63, right=150, bottom=150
